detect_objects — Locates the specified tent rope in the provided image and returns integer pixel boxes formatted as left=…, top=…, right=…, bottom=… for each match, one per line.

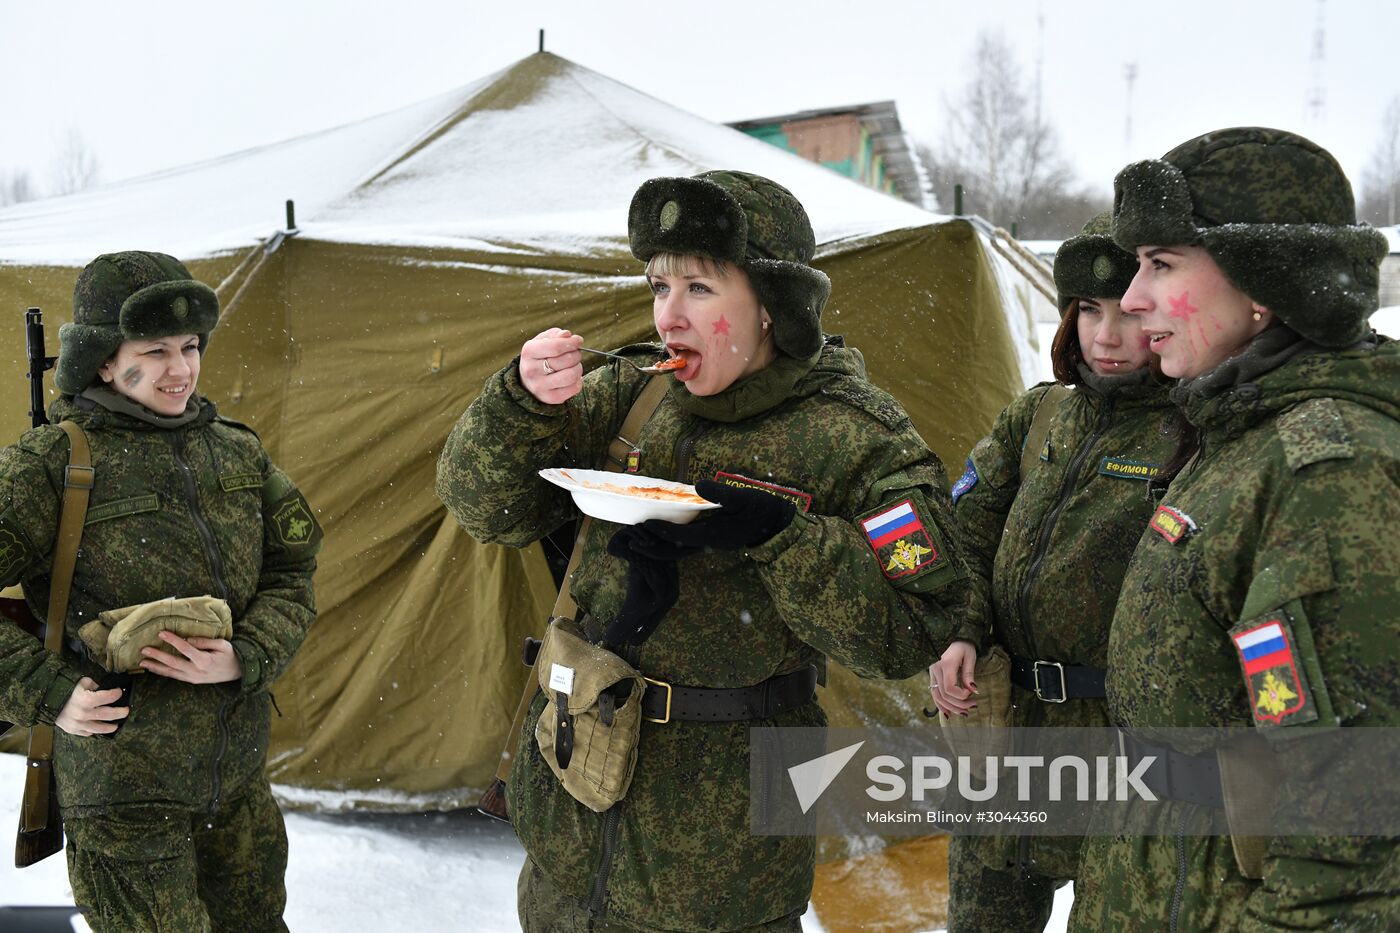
left=961, top=216, right=1057, bottom=304
left=215, top=228, right=294, bottom=321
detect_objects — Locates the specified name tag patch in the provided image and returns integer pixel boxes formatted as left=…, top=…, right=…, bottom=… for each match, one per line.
left=713, top=471, right=812, bottom=513
left=1150, top=505, right=1195, bottom=543
left=1230, top=616, right=1316, bottom=727
left=860, top=499, right=939, bottom=579
left=548, top=663, right=575, bottom=695
left=951, top=459, right=978, bottom=504
left=1097, top=457, right=1161, bottom=481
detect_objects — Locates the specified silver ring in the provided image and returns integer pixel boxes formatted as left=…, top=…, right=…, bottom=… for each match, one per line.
left=542, top=358, right=555, bottom=375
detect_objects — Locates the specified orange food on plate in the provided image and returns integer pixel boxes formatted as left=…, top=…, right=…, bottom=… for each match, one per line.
left=613, top=483, right=708, bottom=503
left=558, top=470, right=708, bottom=505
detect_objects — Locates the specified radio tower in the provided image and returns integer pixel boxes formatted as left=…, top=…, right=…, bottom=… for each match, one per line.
left=1124, top=62, right=1138, bottom=156
left=1305, top=0, right=1327, bottom=125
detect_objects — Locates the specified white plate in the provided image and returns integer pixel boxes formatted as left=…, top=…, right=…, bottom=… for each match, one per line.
left=539, top=468, right=720, bottom=525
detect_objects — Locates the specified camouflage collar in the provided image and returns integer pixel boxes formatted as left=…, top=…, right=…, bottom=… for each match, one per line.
left=667, top=345, right=821, bottom=424
left=1075, top=363, right=1171, bottom=406
left=1171, top=327, right=1316, bottom=435
left=71, top=386, right=213, bottom=431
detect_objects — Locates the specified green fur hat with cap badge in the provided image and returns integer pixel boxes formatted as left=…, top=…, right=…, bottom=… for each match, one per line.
left=1110, top=126, right=1387, bottom=348
left=57, top=251, right=220, bottom=395
left=1053, top=211, right=1138, bottom=317
left=627, top=170, right=831, bottom=360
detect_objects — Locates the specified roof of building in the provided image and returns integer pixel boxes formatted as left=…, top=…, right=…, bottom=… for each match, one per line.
left=727, top=100, right=931, bottom=209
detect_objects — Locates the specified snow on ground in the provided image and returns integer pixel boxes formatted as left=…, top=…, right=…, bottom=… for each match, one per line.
left=0, top=750, right=1071, bottom=931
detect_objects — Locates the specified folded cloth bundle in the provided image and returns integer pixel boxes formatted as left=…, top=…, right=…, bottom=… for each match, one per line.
left=78, top=595, right=233, bottom=673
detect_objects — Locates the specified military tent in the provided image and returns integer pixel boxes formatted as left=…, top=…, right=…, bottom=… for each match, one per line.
left=0, top=52, right=1038, bottom=812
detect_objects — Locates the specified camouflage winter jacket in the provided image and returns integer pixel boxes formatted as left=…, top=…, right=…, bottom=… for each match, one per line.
left=437, top=340, right=974, bottom=932
left=0, top=392, right=321, bottom=819
left=1072, top=336, right=1400, bottom=931
left=953, top=369, right=1175, bottom=880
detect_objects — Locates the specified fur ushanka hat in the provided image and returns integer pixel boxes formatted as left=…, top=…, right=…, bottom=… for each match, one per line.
left=1111, top=127, right=1387, bottom=348
left=627, top=170, right=831, bottom=360
left=58, top=251, right=220, bottom=395
left=1053, top=212, right=1138, bottom=316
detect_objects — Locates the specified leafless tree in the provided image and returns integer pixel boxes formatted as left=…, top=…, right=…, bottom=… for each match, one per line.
left=0, top=170, right=37, bottom=206
left=1359, top=97, right=1400, bottom=227
left=50, top=128, right=100, bottom=197
left=919, top=30, right=1105, bottom=239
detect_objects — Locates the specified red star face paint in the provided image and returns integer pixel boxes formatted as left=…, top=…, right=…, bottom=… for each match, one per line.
left=1123, top=245, right=1260, bottom=380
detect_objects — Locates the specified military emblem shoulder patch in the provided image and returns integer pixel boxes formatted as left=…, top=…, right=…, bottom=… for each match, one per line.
left=860, top=499, right=940, bottom=579
left=1150, top=504, right=1195, bottom=543
left=951, top=459, right=978, bottom=505
left=0, top=525, right=32, bottom=582
left=1230, top=615, right=1318, bottom=728
left=271, top=495, right=316, bottom=547
left=713, top=472, right=811, bottom=512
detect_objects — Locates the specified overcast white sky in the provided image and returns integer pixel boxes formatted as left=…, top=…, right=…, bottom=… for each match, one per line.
left=3, top=0, right=1397, bottom=207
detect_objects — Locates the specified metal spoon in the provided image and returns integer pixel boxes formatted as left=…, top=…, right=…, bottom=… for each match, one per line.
left=579, top=347, right=683, bottom=374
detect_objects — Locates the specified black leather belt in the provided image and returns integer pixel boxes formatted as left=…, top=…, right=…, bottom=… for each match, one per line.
left=1010, top=655, right=1106, bottom=702
left=640, top=665, right=818, bottom=724
left=1119, top=730, right=1225, bottom=809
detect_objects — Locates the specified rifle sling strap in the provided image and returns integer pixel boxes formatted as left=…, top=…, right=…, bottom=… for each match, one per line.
left=552, top=376, right=668, bottom=624
left=25, top=422, right=92, bottom=767
left=1020, top=384, right=1071, bottom=481
left=492, top=376, right=668, bottom=788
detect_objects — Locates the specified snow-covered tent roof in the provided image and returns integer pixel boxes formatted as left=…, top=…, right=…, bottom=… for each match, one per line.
left=0, top=53, right=939, bottom=266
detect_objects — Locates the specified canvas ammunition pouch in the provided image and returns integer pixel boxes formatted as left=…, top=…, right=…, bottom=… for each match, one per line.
left=532, top=617, right=647, bottom=813
left=937, top=645, right=1013, bottom=769
left=78, top=595, right=233, bottom=674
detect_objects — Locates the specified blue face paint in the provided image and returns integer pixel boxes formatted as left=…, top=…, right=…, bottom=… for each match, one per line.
left=951, top=458, right=978, bottom=504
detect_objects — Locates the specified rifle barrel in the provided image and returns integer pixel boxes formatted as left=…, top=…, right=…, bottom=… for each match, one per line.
left=25, top=308, right=54, bottom=428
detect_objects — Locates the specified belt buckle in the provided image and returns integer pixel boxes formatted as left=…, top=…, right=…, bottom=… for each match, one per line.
left=1033, top=660, right=1067, bottom=703
left=643, top=677, right=672, bottom=724
left=64, top=464, right=95, bottom=490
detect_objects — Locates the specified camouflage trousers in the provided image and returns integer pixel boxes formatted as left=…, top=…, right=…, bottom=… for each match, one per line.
left=518, top=857, right=806, bottom=932
left=946, top=835, right=1065, bottom=933
left=65, top=775, right=289, bottom=933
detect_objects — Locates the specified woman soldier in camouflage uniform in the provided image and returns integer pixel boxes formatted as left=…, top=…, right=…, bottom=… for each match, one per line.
left=928, top=214, right=1176, bottom=931
left=1070, top=128, right=1400, bottom=929
left=0, top=252, right=321, bottom=932
left=437, top=170, right=976, bottom=931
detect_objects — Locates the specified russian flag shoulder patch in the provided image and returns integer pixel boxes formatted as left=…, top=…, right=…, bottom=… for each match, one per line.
left=1229, top=614, right=1318, bottom=728
left=859, top=498, right=941, bottom=580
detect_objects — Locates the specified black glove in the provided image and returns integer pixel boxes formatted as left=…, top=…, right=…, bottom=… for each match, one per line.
left=632, top=479, right=796, bottom=553
left=604, top=527, right=691, bottom=645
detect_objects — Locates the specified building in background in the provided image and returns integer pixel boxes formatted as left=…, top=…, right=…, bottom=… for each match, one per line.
left=728, top=101, right=932, bottom=210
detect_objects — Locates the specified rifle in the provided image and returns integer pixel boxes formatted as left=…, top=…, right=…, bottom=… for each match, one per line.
left=0, top=311, right=54, bottom=736
left=27, top=308, right=54, bottom=427
left=475, top=377, right=668, bottom=822
left=14, top=308, right=91, bottom=868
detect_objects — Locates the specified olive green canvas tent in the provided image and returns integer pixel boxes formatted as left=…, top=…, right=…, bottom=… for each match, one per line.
left=0, top=52, right=1038, bottom=808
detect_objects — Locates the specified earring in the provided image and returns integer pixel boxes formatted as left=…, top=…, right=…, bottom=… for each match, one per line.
left=761, top=320, right=770, bottom=331
left=1252, top=309, right=1263, bottom=322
